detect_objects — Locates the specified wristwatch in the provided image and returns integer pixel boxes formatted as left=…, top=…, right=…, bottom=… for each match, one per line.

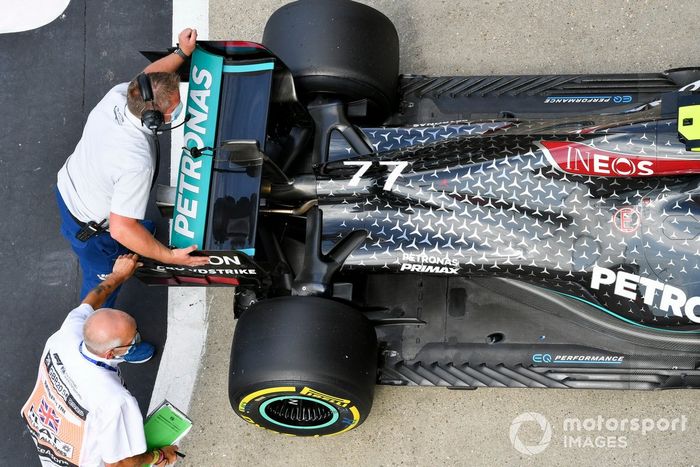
left=173, top=47, right=189, bottom=60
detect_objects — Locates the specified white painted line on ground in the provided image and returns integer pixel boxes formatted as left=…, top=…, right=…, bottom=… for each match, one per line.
left=0, top=0, right=70, bottom=34
left=148, top=0, right=210, bottom=414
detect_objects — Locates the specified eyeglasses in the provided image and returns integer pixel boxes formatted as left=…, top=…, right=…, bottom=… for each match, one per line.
left=111, top=332, right=141, bottom=356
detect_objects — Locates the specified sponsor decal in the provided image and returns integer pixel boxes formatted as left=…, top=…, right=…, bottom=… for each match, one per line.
left=22, top=351, right=86, bottom=465
left=300, top=387, right=351, bottom=408
left=612, top=208, right=640, bottom=233
left=136, top=251, right=260, bottom=286
left=171, top=45, right=224, bottom=248
left=539, top=140, right=700, bottom=177
left=532, top=353, right=624, bottom=364
left=400, top=252, right=460, bottom=275
left=591, top=266, right=700, bottom=323
left=155, top=265, right=256, bottom=276
left=154, top=254, right=256, bottom=276
left=539, top=141, right=653, bottom=176
left=543, top=95, right=632, bottom=104
left=400, top=264, right=459, bottom=274
left=37, top=398, right=61, bottom=433
left=35, top=444, right=73, bottom=467
left=26, top=409, right=75, bottom=459
left=44, top=353, right=87, bottom=420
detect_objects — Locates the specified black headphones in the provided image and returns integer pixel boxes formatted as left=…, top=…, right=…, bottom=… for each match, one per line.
left=137, top=73, right=164, bottom=133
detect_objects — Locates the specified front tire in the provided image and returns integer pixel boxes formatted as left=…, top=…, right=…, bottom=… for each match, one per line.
left=229, top=296, right=378, bottom=436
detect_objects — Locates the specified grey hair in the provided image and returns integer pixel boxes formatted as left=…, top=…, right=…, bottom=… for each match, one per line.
left=83, top=334, right=122, bottom=355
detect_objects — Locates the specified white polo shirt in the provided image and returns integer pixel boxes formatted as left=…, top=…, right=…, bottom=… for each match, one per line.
left=57, top=83, right=155, bottom=224
left=21, top=304, right=147, bottom=466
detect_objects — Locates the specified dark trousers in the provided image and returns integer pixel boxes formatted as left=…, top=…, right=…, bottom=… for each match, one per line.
left=55, top=189, right=154, bottom=308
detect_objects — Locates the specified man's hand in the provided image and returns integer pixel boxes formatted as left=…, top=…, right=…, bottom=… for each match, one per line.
left=168, top=245, right=210, bottom=267
left=143, top=27, right=198, bottom=74
left=157, top=445, right=180, bottom=465
left=111, top=254, right=141, bottom=280
left=178, top=28, right=197, bottom=56
left=105, top=445, right=180, bottom=467
left=82, top=254, right=141, bottom=308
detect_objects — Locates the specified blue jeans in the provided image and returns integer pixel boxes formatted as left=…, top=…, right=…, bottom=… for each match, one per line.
left=55, top=189, right=154, bottom=308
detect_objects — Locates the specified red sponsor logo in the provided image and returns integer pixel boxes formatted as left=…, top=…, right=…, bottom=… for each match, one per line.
left=539, top=141, right=654, bottom=176
left=539, top=140, right=700, bottom=177
left=613, top=208, right=640, bottom=233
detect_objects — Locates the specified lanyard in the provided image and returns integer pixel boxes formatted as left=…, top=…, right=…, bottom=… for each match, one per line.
left=78, top=342, right=118, bottom=373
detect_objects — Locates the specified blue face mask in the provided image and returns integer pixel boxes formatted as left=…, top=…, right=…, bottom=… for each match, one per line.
left=170, top=102, right=183, bottom=122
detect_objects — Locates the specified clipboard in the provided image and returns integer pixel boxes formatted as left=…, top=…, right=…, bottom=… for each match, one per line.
left=143, top=400, right=192, bottom=451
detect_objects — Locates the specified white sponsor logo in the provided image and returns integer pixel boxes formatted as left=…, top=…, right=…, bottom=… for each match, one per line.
left=591, top=266, right=700, bottom=323
left=399, top=264, right=459, bottom=274
left=208, top=255, right=241, bottom=266
left=402, top=253, right=458, bottom=267
left=155, top=264, right=256, bottom=276
left=174, top=65, right=212, bottom=239
left=539, top=141, right=655, bottom=177
left=400, top=253, right=459, bottom=274
left=564, top=149, right=653, bottom=176
left=554, top=355, right=624, bottom=362
left=545, top=97, right=611, bottom=104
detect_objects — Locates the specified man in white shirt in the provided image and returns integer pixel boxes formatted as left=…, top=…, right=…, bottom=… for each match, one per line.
left=21, top=254, right=179, bottom=466
left=56, top=27, right=209, bottom=308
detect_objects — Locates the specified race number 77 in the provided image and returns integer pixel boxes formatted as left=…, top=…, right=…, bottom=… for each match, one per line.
left=343, top=161, right=409, bottom=191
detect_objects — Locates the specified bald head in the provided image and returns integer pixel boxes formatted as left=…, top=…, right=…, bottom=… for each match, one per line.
left=83, top=308, right=136, bottom=357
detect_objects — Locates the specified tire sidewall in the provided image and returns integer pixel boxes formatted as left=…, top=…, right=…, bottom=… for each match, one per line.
left=234, top=380, right=367, bottom=436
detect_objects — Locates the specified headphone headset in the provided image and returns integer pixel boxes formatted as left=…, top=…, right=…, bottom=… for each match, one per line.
left=137, top=73, right=164, bottom=133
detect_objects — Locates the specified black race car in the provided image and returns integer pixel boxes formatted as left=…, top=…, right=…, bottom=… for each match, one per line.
left=138, top=0, right=700, bottom=436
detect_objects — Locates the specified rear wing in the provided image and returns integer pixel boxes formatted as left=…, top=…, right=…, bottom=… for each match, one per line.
left=137, top=42, right=277, bottom=286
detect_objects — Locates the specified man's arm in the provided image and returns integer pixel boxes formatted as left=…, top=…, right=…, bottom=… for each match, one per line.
left=81, top=254, right=140, bottom=309
left=105, top=445, right=180, bottom=467
left=109, top=213, right=210, bottom=266
left=143, top=28, right=197, bottom=74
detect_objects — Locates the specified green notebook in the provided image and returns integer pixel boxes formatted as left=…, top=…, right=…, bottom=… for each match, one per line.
left=144, top=400, right=193, bottom=451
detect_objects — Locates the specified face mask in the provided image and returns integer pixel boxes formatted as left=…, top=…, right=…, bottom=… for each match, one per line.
left=110, top=332, right=139, bottom=362
left=170, top=102, right=183, bottom=122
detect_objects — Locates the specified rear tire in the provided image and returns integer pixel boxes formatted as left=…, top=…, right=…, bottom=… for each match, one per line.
left=263, top=0, right=399, bottom=122
left=229, top=296, right=378, bottom=436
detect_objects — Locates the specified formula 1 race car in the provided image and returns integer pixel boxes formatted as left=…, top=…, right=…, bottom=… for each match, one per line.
left=138, top=0, right=700, bottom=436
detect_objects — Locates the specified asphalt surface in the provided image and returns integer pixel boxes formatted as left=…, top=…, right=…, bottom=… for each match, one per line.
left=180, top=1, right=700, bottom=466
left=0, top=1, right=172, bottom=464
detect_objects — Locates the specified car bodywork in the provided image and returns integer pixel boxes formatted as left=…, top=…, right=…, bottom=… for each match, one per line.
left=137, top=41, right=700, bottom=390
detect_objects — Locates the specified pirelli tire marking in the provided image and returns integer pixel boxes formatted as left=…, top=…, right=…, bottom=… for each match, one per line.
left=237, top=386, right=362, bottom=436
